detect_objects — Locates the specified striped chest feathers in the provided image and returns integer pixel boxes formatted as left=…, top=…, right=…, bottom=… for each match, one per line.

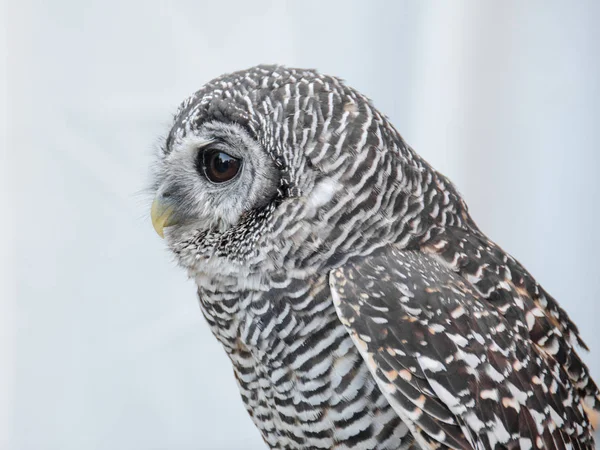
left=195, top=272, right=412, bottom=449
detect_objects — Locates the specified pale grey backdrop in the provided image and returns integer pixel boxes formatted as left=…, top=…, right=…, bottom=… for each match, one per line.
left=2, top=1, right=599, bottom=449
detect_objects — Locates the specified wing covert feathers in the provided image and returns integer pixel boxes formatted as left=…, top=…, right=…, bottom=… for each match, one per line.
left=330, top=247, right=596, bottom=449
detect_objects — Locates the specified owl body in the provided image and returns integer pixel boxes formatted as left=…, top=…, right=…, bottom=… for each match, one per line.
left=152, top=66, right=598, bottom=449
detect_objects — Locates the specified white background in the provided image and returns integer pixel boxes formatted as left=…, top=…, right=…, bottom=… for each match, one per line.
left=2, top=1, right=599, bottom=449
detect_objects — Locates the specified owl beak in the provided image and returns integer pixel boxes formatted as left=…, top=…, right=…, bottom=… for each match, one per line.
left=151, top=196, right=179, bottom=238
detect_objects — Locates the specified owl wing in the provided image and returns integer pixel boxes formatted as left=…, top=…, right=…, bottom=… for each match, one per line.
left=329, top=247, right=593, bottom=450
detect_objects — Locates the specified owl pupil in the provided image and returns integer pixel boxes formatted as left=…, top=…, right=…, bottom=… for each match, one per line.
left=202, top=149, right=241, bottom=183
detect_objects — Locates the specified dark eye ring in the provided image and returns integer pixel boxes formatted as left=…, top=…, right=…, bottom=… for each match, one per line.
left=200, top=149, right=242, bottom=184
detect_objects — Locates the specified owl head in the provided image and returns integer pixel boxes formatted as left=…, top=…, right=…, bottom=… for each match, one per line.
left=151, top=65, right=465, bottom=280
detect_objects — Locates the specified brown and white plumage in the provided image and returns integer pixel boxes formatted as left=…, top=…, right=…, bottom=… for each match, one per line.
left=331, top=249, right=594, bottom=449
left=150, top=65, right=598, bottom=449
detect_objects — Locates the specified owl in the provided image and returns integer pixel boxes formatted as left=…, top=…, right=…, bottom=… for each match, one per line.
left=150, top=65, right=599, bottom=449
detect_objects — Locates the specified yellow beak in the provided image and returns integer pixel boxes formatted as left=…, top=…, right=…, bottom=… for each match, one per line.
left=151, top=197, right=179, bottom=238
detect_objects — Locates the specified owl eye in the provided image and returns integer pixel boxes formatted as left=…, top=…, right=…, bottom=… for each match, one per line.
left=201, top=149, right=242, bottom=183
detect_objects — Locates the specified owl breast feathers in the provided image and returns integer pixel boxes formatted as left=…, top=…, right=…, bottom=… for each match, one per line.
left=151, top=65, right=599, bottom=449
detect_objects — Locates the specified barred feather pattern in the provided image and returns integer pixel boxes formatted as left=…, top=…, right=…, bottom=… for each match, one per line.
left=195, top=274, right=413, bottom=449
left=154, top=65, right=599, bottom=449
